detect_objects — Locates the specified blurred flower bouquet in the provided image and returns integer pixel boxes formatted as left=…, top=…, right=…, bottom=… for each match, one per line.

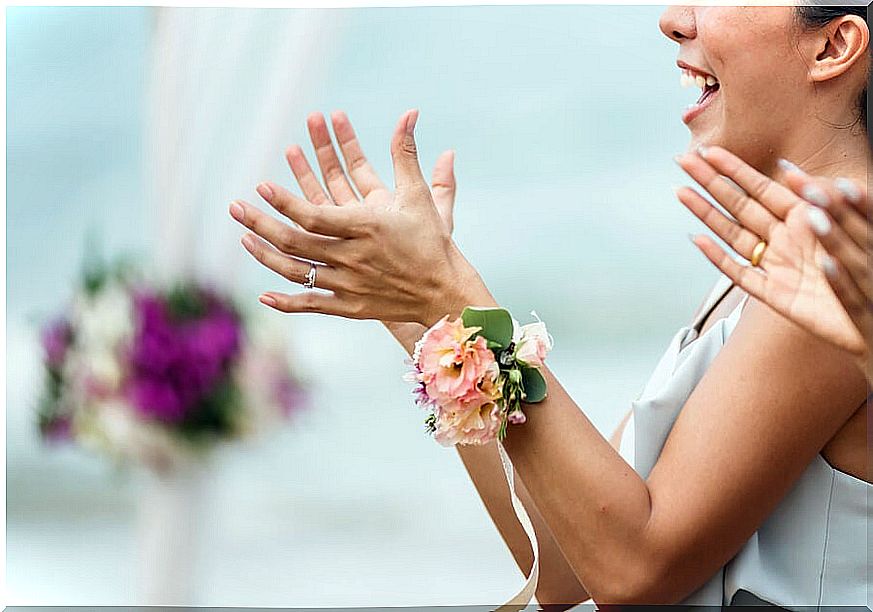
left=37, top=258, right=306, bottom=473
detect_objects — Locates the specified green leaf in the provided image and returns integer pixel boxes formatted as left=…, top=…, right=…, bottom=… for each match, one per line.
left=461, top=307, right=513, bottom=348
left=520, top=367, right=547, bottom=403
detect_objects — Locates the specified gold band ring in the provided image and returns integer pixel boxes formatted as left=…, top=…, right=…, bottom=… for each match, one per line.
left=750, top=240, right=767, bottom=267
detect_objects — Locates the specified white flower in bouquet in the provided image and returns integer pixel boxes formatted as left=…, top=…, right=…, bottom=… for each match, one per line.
left=511, top=312, right=554, bottom=368
left=71, top=281, right=134, bottom=353
left=36, top=259, right=309, bottom=471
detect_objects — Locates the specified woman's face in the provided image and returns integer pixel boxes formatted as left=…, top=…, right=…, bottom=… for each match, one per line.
left=659, top=6, right=812, bottom=167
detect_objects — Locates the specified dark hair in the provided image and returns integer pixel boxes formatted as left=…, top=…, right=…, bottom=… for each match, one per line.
left=795, top=5, right=869, bottom=131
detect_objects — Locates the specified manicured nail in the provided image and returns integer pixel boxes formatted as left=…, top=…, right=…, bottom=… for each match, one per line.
left=229, top=201, right=245, bottom=222
left=256, top=183, right=274, bottom=202
left=818, top=253, right=838, bottom=279
left=801, top=183, right=830, bottom=208
left=777, top=158, right=803, bottom=175
left=259, top=294, right=277, bottom=307
left=687, top=233, right=698, bottom=243
left=697, top=145, right=709, bottom=158
left=406, top=109, right=418, bottom=135
left=721, top=176, right=745, bottom=194
left=673, top=154, right=684, bottom=166
left=834, top=177, right=862, bottom=204
left=806, top=205, right=831, bottom=236
left=241, top=234, right=256, bottom=252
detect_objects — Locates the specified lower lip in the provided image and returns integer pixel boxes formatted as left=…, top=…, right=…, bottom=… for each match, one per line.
left=682, top=87, right=720, bottom=125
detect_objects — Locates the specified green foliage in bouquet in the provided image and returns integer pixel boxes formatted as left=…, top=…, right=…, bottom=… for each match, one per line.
left=461, top=307, right=549, bottom=440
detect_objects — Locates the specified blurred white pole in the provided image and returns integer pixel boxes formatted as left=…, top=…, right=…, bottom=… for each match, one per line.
left=139, top=8, right=344, bottom=604
left=136, top=460, right=210, bottom=605
left=144, top=7, right=344, bottom=286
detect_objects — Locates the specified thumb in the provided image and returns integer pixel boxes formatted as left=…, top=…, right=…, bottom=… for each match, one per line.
left=391, top=109, right=427, bottom=191
left=431, top=150, right=456, bottom=230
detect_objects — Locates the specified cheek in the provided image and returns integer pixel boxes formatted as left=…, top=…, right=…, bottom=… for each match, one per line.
left=722, top=54, right=806, bottom=132
left=706, top=27, right=804, bottom=126
left=701, top=7, right=800, bottom=87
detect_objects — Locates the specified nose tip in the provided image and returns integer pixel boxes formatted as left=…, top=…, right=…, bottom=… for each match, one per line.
left=659, top=6, right=696, bottom=42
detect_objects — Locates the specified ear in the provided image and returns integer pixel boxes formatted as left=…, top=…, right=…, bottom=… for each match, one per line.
left=809, top=15, right=869, bottom=84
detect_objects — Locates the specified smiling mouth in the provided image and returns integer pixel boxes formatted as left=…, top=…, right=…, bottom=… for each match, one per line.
left=680, top=67, right=720, bottom=124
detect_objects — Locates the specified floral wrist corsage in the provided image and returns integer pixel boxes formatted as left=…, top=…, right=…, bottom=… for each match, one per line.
left=406, top=307, right=552, bottom=446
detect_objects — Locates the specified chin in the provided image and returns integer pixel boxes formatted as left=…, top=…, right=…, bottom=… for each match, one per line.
left=686, top=130, right=718, bottom=153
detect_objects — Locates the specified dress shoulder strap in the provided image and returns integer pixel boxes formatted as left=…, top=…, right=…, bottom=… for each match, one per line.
left=689, top=275, right=735, bottom=333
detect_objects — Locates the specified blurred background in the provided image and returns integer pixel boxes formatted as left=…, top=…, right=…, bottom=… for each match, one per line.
left=7, top=5, right=723, bottom=606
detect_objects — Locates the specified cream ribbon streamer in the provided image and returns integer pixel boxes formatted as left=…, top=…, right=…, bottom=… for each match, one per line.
left=495, top=440, right=540, bottom=610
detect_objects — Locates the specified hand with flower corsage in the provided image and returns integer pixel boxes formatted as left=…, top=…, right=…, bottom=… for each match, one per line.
left=675, top=145, right=871, bottom=384
left=228, top=109, right=497, bottom=332
left=229, top=111, right=590, bottom=606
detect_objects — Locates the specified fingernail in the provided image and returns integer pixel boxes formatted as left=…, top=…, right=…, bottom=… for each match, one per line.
left=241, top=234, right=256, bottom=252
left=697, top=145, right=709, bottom=158
left=687, top=233, right=698, bottom=243
left=259, top=294, right=277, bottom=307
left=818, top=253, right=837, bottom=279
left=721, top=176, right=745, bottom=194
left=257, top=183, right=274, bottom=202
left=806, top=205, right=832, bottom=236
left=406, top=109, right=418, bottom=135
left=673, top=154, right=684, bottom=166
left=777, top=158, right=804, bottom=175
left=801, top=183, right=830, bottom=208
left=229, top=201, right=245, bottom=222
left=834, top=177, right=862, bottom=204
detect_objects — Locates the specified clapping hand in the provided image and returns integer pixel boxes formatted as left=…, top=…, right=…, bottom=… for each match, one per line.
left=229, top=110, right=495, bottom=327
left=675, top=146, right=871, bottom=383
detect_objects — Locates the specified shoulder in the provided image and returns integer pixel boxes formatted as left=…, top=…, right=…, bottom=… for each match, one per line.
left=730, top=297, right=865, bottom=406
left=644, top=296, right=866, bottom=592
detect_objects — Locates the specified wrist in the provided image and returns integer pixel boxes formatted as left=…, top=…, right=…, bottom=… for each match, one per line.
left=422, top=245, right=497, bottom=327
left=407, top=302, right=553, bottom=447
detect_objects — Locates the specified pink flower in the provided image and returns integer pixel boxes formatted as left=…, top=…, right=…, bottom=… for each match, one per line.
left=507, top=410, right=527, bottom=425
left=416, top=316, right=498, bottom=406
left=433, top=401, right=503, bottom=447
left=430, top=359, right=503, bottom=446
left=515, top=321, right=552, bottom=368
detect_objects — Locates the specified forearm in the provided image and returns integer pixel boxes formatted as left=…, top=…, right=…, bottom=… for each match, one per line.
left=433, top=278, right=657, bottom=602
left=380, top=316, right=589, bottom=605
left=457, top=443, right=590, bottom=607
left=502, top=368, right=655, bottom=602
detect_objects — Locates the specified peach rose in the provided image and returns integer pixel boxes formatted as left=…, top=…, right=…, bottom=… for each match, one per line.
left=431, top=360, right=503, bottom=446
left=434, top=403, right=502, bottom=446
left=417, top=316, right=498, bottom=405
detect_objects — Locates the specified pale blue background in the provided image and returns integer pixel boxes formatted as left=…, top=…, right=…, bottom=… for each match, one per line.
left=7, top=6, right=720, bottom=605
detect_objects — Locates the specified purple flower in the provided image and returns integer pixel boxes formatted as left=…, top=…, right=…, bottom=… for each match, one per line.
left=41, top=317, right=72, bottom=369
left=273, top=375, right=306, bottom=416
left=124, top=289, right=242, bottom=424
left=412, top=381, right=435, bottom=410
left=40, top=415, right=73, bottom=443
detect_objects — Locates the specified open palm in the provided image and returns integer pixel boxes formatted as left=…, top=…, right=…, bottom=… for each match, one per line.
left=676, top=146, right=866, bottom=359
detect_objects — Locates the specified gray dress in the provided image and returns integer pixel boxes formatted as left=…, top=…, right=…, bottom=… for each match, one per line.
left=619, top=275, right=870, bottom=607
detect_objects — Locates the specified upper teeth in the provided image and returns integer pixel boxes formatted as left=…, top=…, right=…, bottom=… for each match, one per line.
left=680, top=69, right=718, bottom=90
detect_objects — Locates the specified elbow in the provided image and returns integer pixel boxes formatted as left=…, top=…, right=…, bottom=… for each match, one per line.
left=534, top=584, right=590, bottom=611
left=583, top=552, right=688, bottom=605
